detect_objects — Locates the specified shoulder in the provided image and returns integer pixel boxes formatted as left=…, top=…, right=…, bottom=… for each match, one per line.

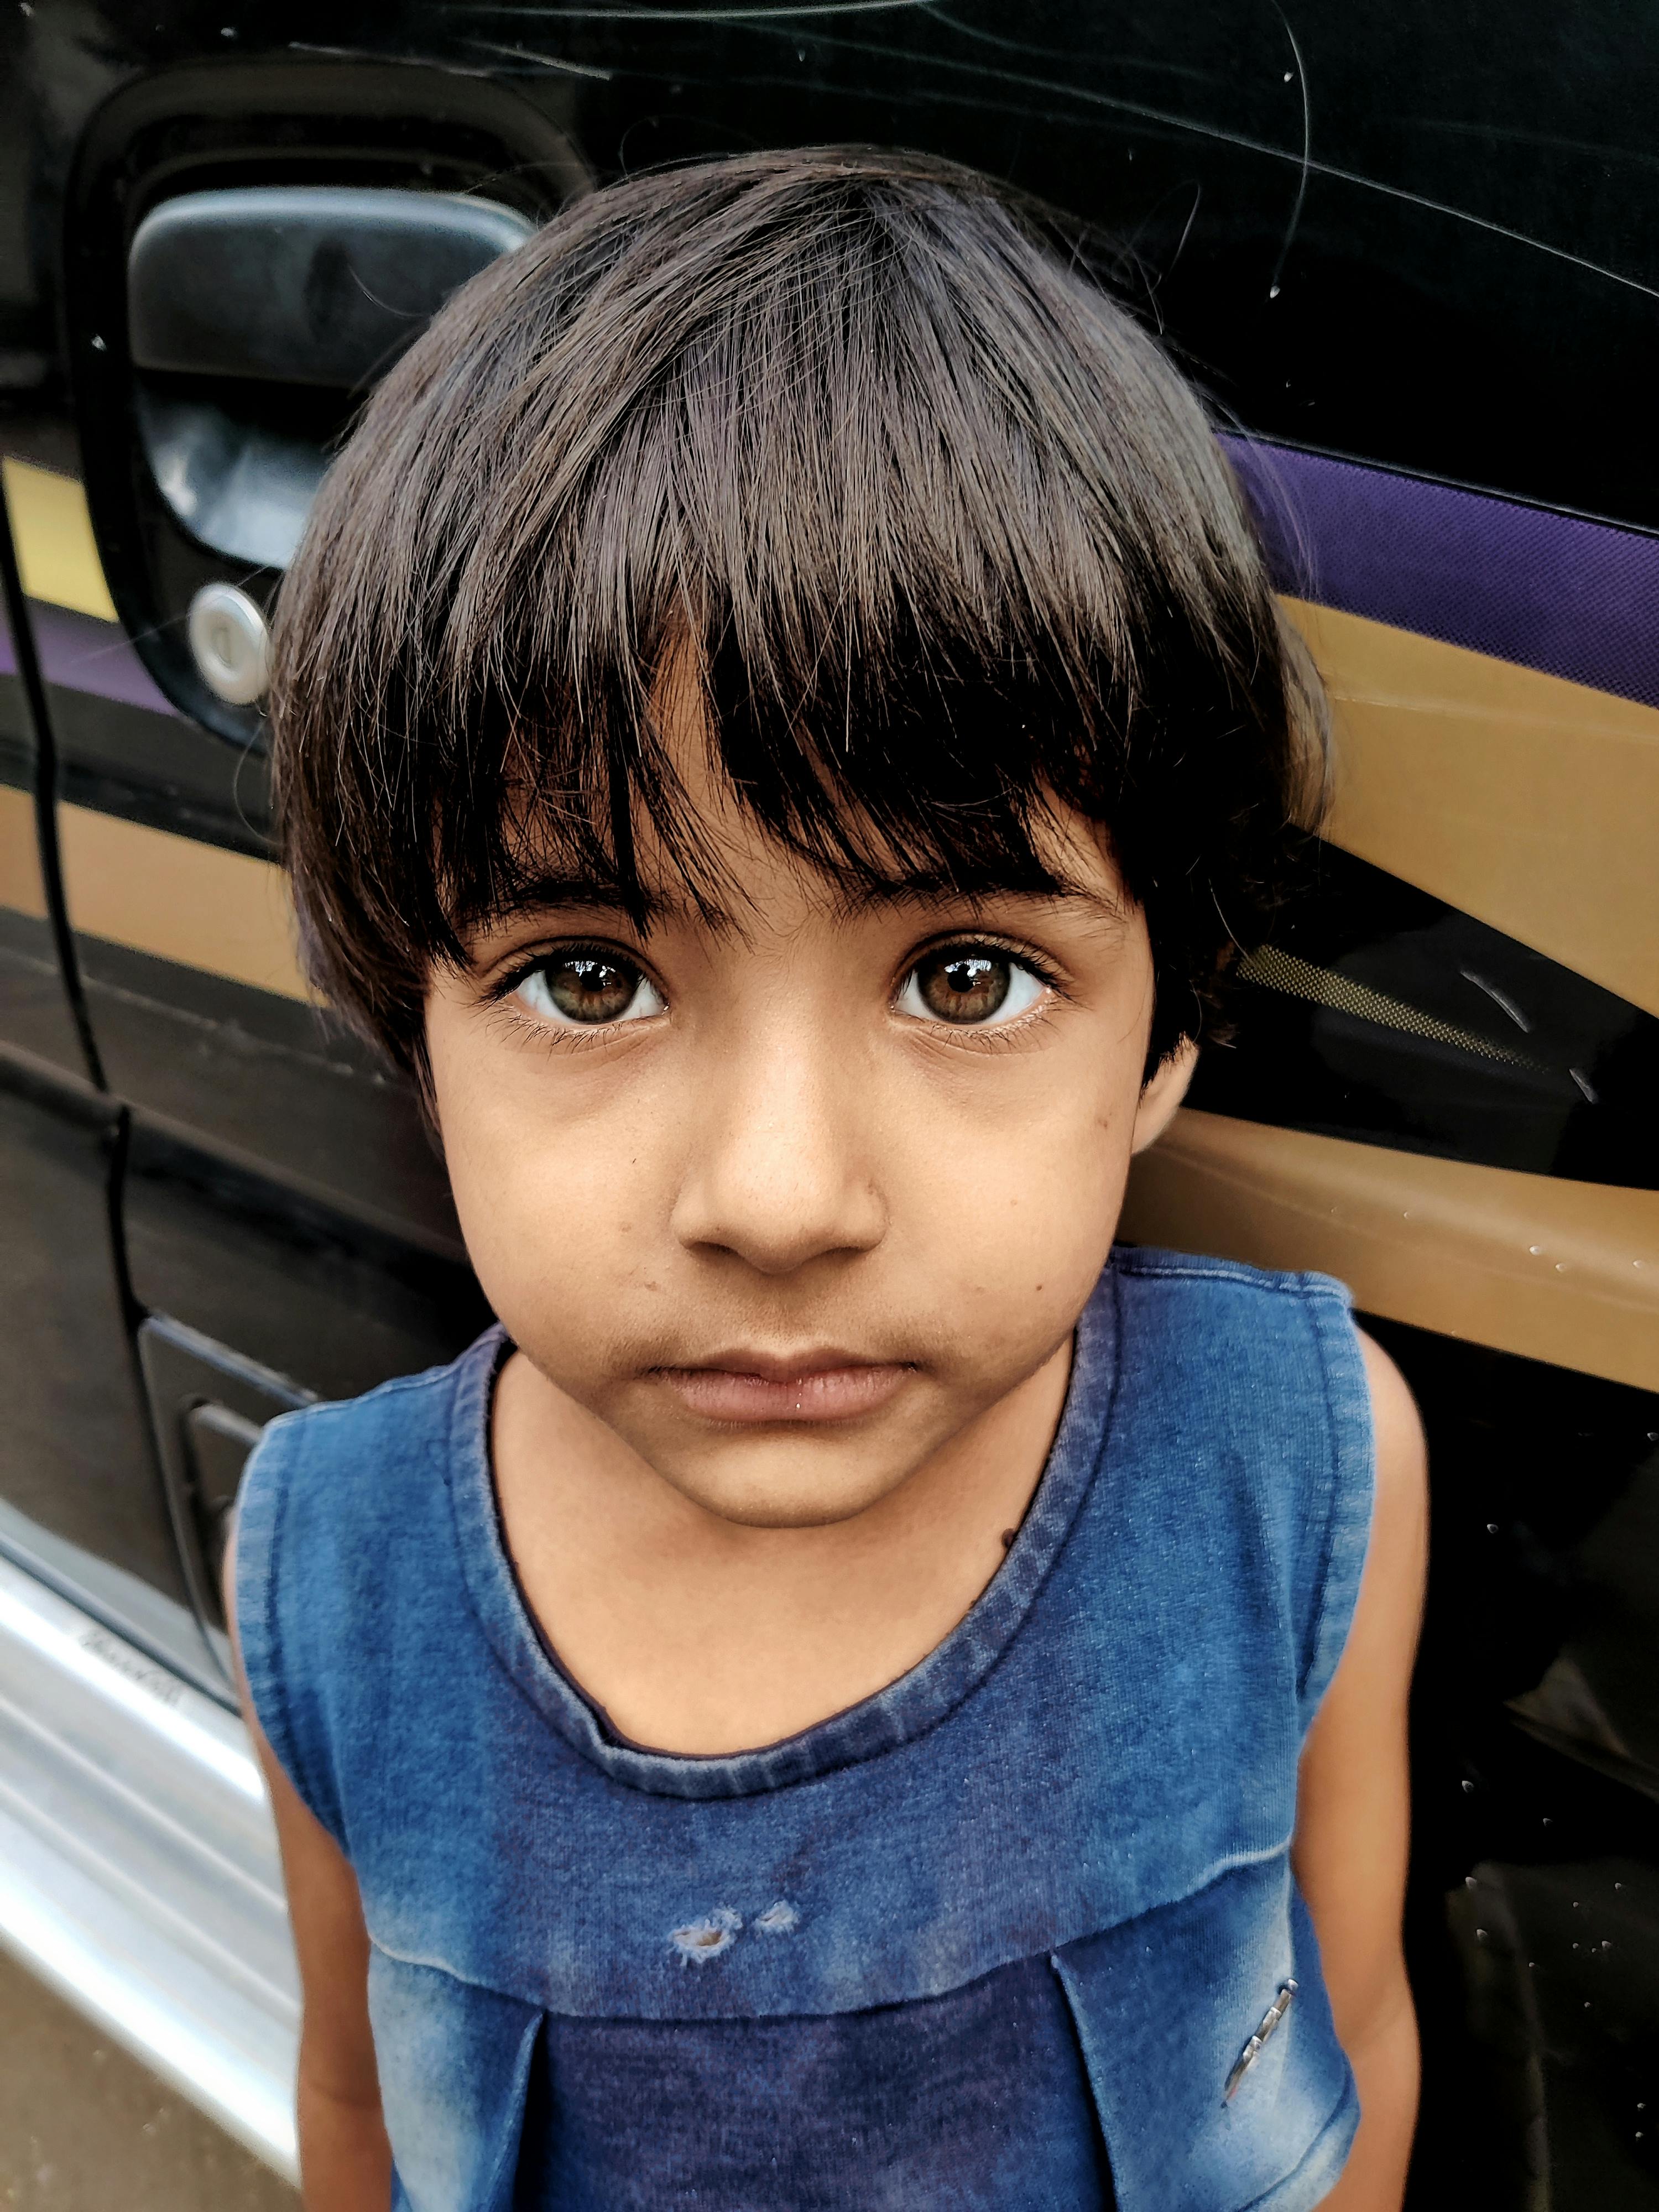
left=232, top=1329, right=503, bottom=1834
left=1110, top=1250, right=1408, bottom=1715
left=247, top=1343, right=483, bottom=1469
left=1109, top=1243, right=1364, bottom=1433
left=1352, top=1329, right=1430, bottom=1653
left=1110, top=1243, right=1355, bottom=1345
left=1292, top=1327, right=1426, bottom=1746
left=239, top=1330, right=499, bottom=1539
left=1293, top=1332, right=1426, bottom=1880
left=237, top=1328, right=502, bottom=1619
left=1355, top=1330, right=1427, bottom=1480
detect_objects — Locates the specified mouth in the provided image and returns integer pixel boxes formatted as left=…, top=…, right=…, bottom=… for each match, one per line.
left=649, top=1351, right=915, bottom=1426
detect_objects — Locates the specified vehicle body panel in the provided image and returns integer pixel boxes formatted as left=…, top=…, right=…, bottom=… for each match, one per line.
left=0, top=2, right=1653, bottom=2197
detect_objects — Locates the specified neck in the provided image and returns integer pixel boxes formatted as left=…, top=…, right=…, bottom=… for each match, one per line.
left=491, top=1337, right=1073, bottom=1756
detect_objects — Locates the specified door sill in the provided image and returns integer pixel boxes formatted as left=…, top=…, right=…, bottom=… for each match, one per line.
left=0, top=1552, right=298, bottom=2178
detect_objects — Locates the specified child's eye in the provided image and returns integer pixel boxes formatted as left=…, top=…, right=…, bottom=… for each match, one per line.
left=513, top=952, right=665, bottom=1027
left=897, top=947, right=1048, bottom=1027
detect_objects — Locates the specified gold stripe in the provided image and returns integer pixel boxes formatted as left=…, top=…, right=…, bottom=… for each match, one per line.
left=1, top=459, right=118, bottom=624
left=1121, top=1108, right=1659, bottom=1391
left=58, top=805, right=312, bottom=1003
left=1289, top=599, right=1659, bottom=1020
left=0, top=782, right=46, bottom=920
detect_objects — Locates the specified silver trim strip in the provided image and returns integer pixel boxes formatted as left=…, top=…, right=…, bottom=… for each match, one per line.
left=0, top=1553, right=298, bottom=2179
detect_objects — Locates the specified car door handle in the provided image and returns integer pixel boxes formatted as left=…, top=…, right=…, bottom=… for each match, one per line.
left=128, top=184, right=534, bottom=390
left=124, top=186, right=534, bottom=574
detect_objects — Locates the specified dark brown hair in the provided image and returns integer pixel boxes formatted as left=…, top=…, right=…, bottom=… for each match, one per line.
left=271, top=147, right=1323, bottom=1075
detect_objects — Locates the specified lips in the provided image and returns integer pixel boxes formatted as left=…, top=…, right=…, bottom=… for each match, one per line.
left=651, top=1354, right=913, bottom=1425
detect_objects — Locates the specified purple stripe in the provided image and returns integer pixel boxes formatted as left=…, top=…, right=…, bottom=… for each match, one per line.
left=1223, top=437, right=1659, bottom=711
left=7, top=450, right=1655, bottom=717
left=0, top=597, right=179, bottom=719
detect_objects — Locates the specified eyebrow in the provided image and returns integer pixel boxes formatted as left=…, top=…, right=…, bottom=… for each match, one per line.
left=476, top=864, right=1129, bottom=940
left=826, top=874, right=1131, bottom=927
left=480, top=872, right=675, bottom=930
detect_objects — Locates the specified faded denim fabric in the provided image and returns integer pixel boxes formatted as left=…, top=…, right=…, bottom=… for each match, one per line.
left=237, top=1248, right=1374, bottom=2212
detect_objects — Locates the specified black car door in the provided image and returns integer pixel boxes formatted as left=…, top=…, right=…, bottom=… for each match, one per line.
left=6, top=28, right=582, bottom=1674
left=0, top=7, right=195, bottom=1674
left=7, top=3, right=1657, bottom=2202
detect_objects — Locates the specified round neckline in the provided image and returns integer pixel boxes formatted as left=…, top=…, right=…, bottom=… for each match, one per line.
left=446, top=1263, right=1123, bottom=1800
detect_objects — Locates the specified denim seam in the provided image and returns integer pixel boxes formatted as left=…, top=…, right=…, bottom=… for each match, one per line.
left=473, top=2006, right=543, bottom=2212
left=1048, top=1845, right=1323, bottom=2206
left=450, top=1495, right=1110, bottom=1808
left=240, top=1428, right=331, bottom=1845
left=364, top=1832, right=1298, bottom=2018
left=1230, top=2070, right=1360, bottom=2212
left=1293, top=1286, right=1373, bottom=1732
left=324, top=1363, right=458, bottom=1411
left=1300, top=1281, right=1342, bottom=1713
left=441, top=1333, right=572, bottom=1749
left=1112, top=1255, right=1349, bottom=1305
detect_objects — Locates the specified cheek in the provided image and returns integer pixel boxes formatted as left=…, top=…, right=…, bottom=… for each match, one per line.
left=893, top=1055, right=1141, bottom=1319
left=431, top=1052, right=672, bottom=1330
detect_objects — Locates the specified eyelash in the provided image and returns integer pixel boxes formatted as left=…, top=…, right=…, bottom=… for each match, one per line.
left=895, top=939, right=1065, bottom=1036
left=489, top=937, right=1066, bottom=1040
left=489, top=941, right=664, bottom=1048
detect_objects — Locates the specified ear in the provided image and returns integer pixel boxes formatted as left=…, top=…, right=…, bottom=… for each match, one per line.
left=1131, top=1035, right=1198, bottom=1156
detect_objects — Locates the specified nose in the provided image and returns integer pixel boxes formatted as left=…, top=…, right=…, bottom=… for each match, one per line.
left=669, top=1029, right=886, bottom=1276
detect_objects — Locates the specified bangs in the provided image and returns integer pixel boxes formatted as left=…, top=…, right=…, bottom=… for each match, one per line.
left=272, top=149, right=1322, bottom=1068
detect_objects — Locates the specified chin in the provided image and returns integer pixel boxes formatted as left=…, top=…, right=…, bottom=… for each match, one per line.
left=669, top=1453, right=905, bottom=1531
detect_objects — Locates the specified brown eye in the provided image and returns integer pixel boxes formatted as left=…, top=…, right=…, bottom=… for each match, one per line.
left=900, top=947, right=1044, bottom=1027
left=514, top=953, right=664, bottom=1027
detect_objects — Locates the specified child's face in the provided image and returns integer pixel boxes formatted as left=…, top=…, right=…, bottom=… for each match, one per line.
left=425, top=732, right=1193, bottom=1529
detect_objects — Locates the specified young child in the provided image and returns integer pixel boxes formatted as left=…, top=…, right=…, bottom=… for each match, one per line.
left=231, top=149, right=1427, bottom=2212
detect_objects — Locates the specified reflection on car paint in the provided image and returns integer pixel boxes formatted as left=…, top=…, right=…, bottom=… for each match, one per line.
left=1192, top=846, right=1659, bottom=1191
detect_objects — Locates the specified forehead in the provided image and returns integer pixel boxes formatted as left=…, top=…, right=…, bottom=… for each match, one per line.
left=493, top=802, right=1134, bottom=946
left=485, top=656, right=1136, bottom=935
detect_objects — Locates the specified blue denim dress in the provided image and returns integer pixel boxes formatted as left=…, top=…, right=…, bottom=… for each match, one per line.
left=237, top=1247, right=1374, bottom=2212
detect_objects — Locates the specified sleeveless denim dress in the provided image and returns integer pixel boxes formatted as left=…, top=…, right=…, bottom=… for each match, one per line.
left=236, top=1246, right=1374, bottom=2212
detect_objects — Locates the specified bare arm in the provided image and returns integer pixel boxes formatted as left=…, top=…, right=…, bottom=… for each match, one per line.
left=225, top=1536, right=392, bottom=2212
left=1293, top=1331, right=1428, bottom=2212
